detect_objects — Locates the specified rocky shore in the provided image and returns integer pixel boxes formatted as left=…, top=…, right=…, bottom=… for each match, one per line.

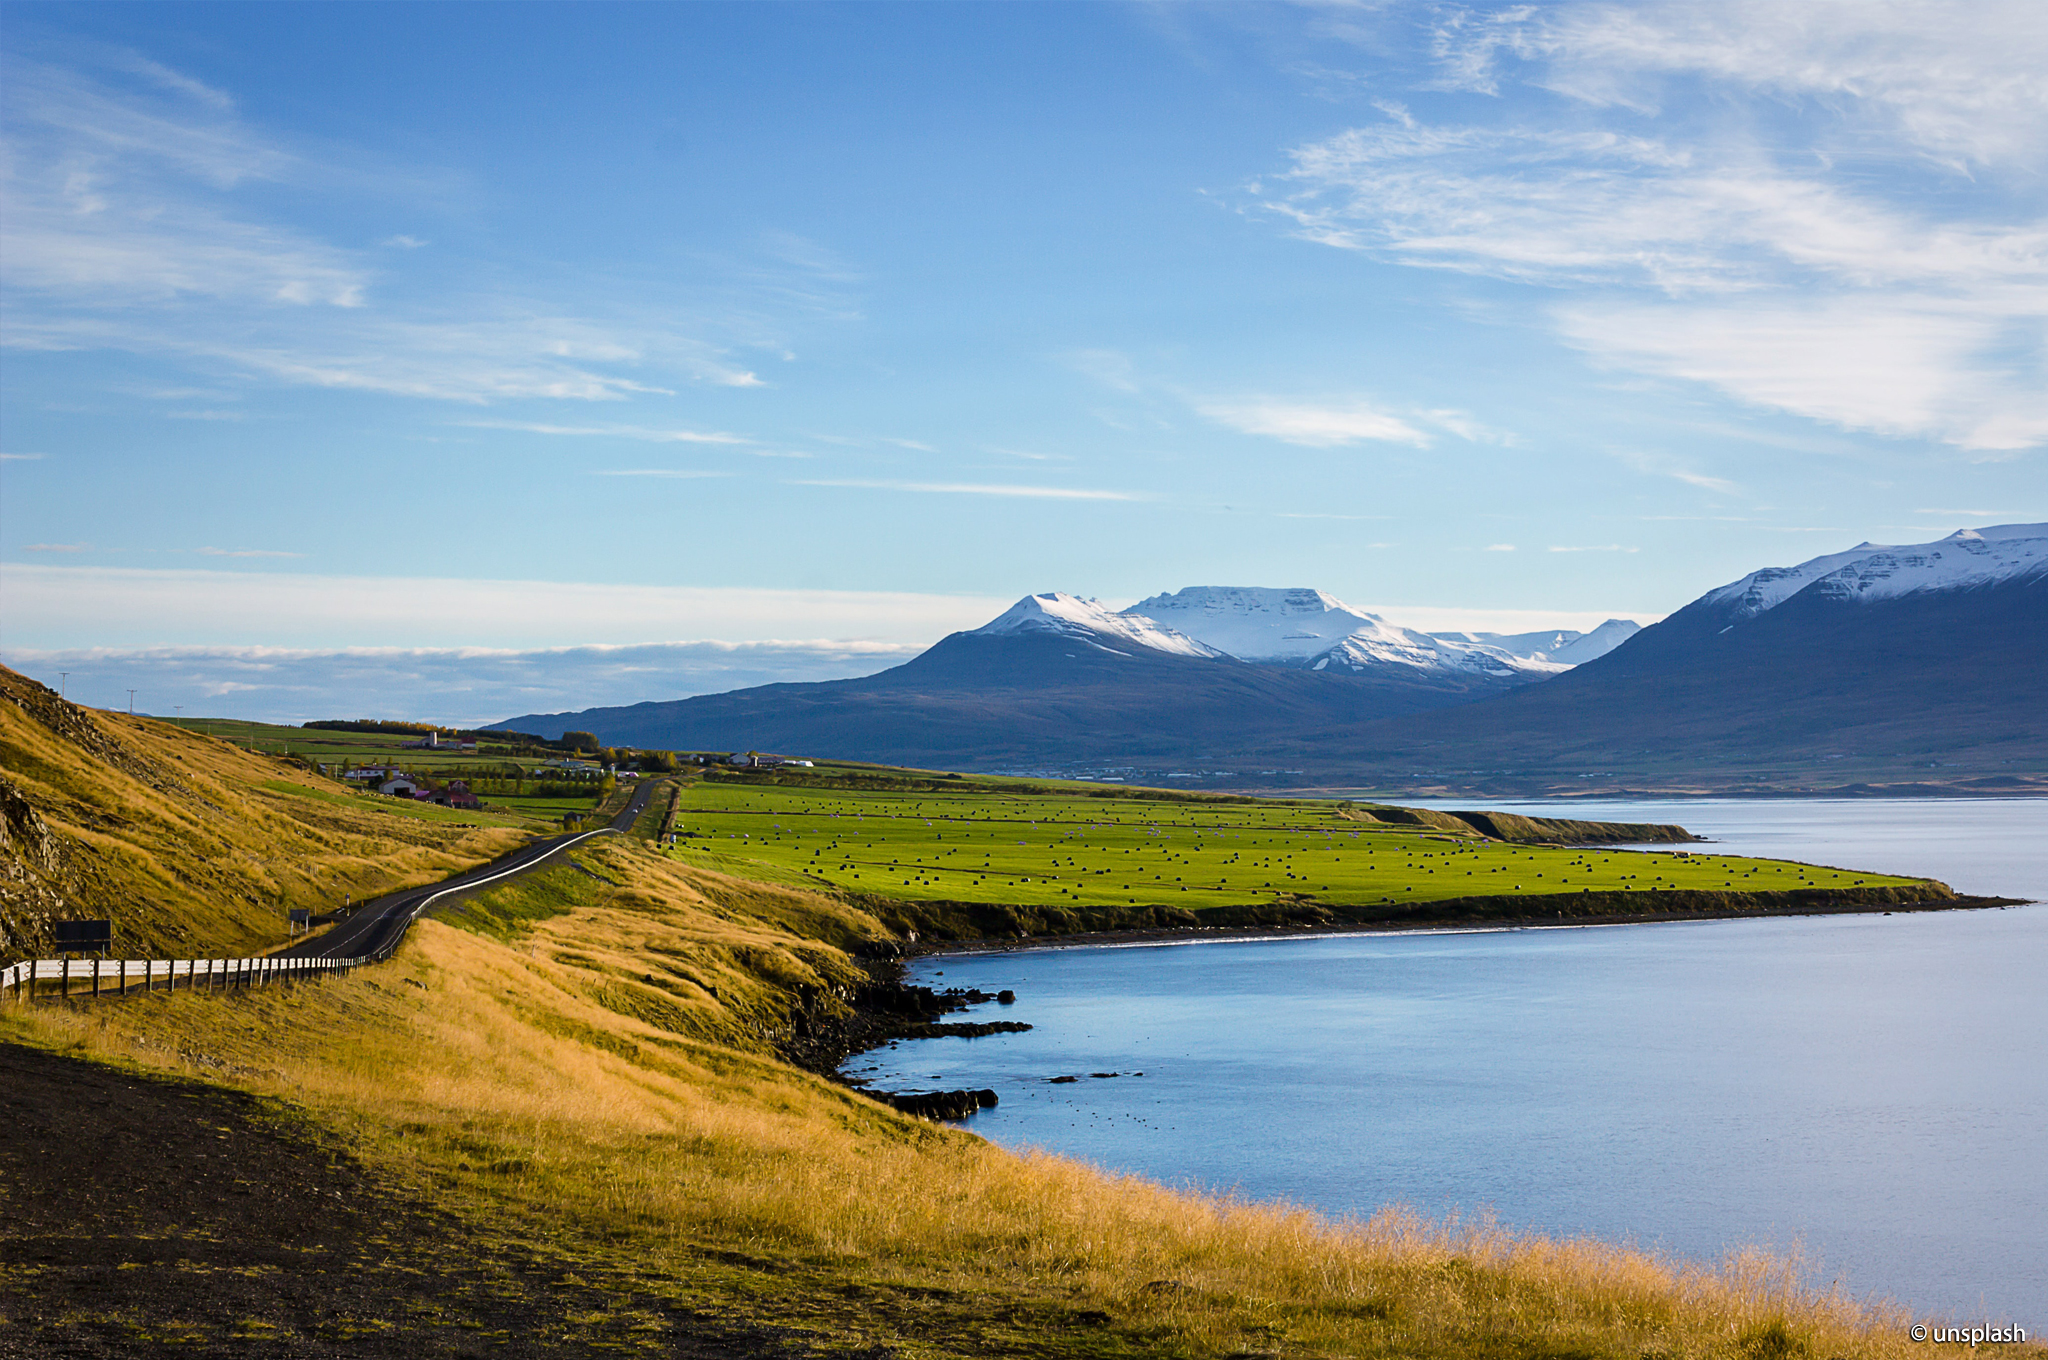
left=777, top=954, right=1030, bottom=1122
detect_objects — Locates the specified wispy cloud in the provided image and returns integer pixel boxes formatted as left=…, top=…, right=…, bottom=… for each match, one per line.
left=592, top=469, right=733, bottom=479
left=196, top=546, right=303, bottom=558
left=1197, top=398, right=1429, bottom=447
left=0, top=50, right=789, bottom=404
left=788, top=479, right=1141, bottom=501
left=1485, top=543, right=1517, bottom=552
left=457, top=419, right=748, bottom=444
left=23, top=542, right=90, bottom=552
left=0, top=562, right=1013, bottom=650
left=1256, top=3, right=2048, bottom=452
left=1616, top=448, right=1741, bottom=496
left=987, top=446, right=1072, bottom=462
left=1063, top=349, right=1142, bottom=394
left=1547, top=544, right=1640, bottom=553
left=1, top=452, right=48, bottom=462
left=0, top=639, right=927, bottom=727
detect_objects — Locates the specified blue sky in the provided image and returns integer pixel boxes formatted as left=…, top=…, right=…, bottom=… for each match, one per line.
left=3, top=1, right=2043, bottom=723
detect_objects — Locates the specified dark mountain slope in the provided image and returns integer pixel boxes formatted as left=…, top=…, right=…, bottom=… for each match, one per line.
left=493, top=630, right=1520, bottom=767
left=1297, top=572, right=2048, bottom=785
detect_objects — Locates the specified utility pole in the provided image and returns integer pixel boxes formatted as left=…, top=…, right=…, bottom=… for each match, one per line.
left=126, top=689, right=137, bottom=714
left=58, top=672, right=69, bottom=699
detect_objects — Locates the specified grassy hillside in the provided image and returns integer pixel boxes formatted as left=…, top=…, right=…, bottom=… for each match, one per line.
left=0, top=665, right=531, bottom=959
left=5, top=830, right=1991, bottom=1358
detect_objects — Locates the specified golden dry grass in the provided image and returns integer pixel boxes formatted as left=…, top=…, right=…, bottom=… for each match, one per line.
left=1, top=665, right=527, bottom=958
left=6, top=832, right=2014, bottom=1360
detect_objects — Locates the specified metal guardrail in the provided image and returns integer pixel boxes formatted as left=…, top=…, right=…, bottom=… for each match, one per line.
left=1, top=952, right=369, bottom=1001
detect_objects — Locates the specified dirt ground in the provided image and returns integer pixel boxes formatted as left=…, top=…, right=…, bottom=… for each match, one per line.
left=0, top=1042, right=869, bottom=1359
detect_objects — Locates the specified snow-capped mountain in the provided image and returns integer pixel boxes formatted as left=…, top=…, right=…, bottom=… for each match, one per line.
left=1122, top=586, right=1569, bottom=678
left=969, top=592, right=1223, bottom=658
left=495, top=524, right=2046, bottom=789
left=1427, top=619, right=1641, bottom=666
left=1701, top=525, right=2048, bottom=620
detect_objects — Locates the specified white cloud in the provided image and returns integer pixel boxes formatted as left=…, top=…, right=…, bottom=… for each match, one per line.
left=592, top=469, right=733, bottom=479
left=0, top=563, right=1012, bottom=651
left=1362, top=602, right=1661, bottom=633
left=1260, top=2, right=2048, bottom=452
left=1197, top=398, right=1429, bottom=447
left=382, top=234, right=427, bottom=249
left=459, top=420, right=748, bottom=444
left=0, top=52, right=781, bottom=403
left=23, top=542, right=89, bottom=552
left=1485, top=543, right=1517, bottom=551
left=787, top=479, right=1141, bottom=501
left=1063, top=349, right=1142, bottom=393
left=1560, top=298, right=2048, bottom=452
left=1614, top=447, right=1742, bottom=495
left=0, top=639, right=925, bottom=728
left=1489, top=1, right=2048, bottom=169
left=196, top=546, right=303, bottom=558
left=1, top=452, right=48, bottom=462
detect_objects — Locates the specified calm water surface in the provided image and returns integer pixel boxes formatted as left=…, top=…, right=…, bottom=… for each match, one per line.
left=845, top=800, right=2047, bottom=1322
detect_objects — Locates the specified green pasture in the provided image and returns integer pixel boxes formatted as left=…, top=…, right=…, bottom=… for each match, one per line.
left=487, top=792, right=607, bottom=823
left=256, top=780, right=542, bottom=830
left=665, top=780, right=1918, bottom=908
left=166, top=716, right=549, bottom=774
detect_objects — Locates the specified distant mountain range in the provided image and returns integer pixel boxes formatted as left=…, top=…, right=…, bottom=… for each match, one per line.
left=493, top=525, right=2048, bottom=794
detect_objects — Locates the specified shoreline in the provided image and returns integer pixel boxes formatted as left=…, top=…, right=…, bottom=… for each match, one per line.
left=905, top=889, right=2032, bottom=958
left=792, top=885, right=2029, bottom=1104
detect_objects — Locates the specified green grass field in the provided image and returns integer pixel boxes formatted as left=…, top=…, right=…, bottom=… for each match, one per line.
left=166, top=716, right=558, bottom=775
left=664, top=779, right=1919, bottom=909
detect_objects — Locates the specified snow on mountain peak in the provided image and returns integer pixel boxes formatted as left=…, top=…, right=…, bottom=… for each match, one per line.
left=1703, top=523, right=2048, bottom=619
left=970, top=593, right=1223, bottom=658
left=1124, top=586, right=1570, bottom=678
left=1127, top=586, right=1396, bottom=661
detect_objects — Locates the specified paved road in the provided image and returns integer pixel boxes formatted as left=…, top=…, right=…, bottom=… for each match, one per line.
left=280, top=778, right=669, bottom=961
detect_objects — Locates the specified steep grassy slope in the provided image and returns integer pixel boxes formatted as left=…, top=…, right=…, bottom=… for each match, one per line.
left=6, top=832, right=1992, bottom=1359
left=0, top=665, right=528, bottom=959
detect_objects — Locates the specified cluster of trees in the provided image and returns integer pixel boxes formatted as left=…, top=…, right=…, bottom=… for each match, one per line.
left=306, top=719, right=492, bottom=739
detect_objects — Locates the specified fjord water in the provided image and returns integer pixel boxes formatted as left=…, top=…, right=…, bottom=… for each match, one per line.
left=846, top=799, right=2047, bottom=1321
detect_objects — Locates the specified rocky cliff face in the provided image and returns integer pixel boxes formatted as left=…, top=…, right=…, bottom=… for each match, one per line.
left=0, top=772, right=69, bottom=957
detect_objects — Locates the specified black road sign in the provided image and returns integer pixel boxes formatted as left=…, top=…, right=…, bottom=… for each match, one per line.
left=53, top=919, right=112, bottom=951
